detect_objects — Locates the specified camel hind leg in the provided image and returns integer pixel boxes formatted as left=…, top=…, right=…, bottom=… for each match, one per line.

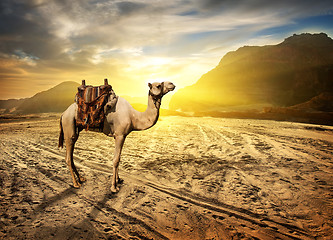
left=65, top=137, right=85, bottom=188
left=61, top=103, right=86, bottom=188
left=65, top=138, right=79, bottom=188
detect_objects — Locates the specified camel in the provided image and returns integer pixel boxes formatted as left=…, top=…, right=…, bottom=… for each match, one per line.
left=58, top=81, right=175, bottom=192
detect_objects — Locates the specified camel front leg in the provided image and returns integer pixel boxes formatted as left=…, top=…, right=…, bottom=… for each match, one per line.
left=111, top=135, right=125, bottom=193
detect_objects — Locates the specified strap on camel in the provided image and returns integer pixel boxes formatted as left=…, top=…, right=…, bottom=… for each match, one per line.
left=76, top=79, right=116, bottom=131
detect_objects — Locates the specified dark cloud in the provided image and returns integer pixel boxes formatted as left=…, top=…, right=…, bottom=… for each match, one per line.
left=194, top=0, right=333, bottom=17
left=199, top=0, right=224, bottom=10
left=0, top=0, right=125, bottom=65
left=0, top=0, right=62, bottom=59
left=116, top=1, right=149, bottom=16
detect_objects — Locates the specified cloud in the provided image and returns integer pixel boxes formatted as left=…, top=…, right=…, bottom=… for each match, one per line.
left=2, top=0, right=331, bottom=59
left=0, top=0, right=333, bottom=99
left=116, top=1, right=149, bottom=15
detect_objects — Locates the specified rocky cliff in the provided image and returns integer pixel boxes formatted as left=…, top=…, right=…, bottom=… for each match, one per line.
left=170, top=33, right=333, bottom=112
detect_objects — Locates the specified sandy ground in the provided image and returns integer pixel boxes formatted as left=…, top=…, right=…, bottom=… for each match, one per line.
left=0, top=115, right=332, bottom=239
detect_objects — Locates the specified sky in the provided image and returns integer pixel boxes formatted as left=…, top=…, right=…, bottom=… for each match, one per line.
left=1, top=0, right=333, bottom=104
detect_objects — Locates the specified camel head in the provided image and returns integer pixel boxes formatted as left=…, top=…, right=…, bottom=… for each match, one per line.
left=148, top=81, right=175, bottom=99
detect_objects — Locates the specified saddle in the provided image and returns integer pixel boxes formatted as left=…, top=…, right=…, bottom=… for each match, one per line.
left=75, top=79, right=117, bottom=131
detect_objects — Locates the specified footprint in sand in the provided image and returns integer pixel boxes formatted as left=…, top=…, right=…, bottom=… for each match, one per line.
left=176, top=204, right=189, bottom=211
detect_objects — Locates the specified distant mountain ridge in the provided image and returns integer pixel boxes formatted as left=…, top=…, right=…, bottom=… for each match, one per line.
left=15, top=81, right=80, bottom=114
left=0, top=98, right=27, bottom=113
left=289, top=92, right=333, bottom=112
left=170, top=33, right=333, bottom=112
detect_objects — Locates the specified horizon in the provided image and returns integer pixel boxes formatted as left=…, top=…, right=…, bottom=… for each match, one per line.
left=1, top=0, right=333, bottom=103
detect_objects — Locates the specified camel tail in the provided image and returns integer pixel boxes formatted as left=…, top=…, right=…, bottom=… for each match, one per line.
left=58, top=115, right=64, bottom=148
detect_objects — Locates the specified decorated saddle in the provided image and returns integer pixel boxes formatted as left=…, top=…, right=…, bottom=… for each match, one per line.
left=75, top=79, right=117, bottom=131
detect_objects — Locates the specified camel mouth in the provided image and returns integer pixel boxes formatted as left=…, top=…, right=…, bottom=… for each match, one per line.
left=168, top=84, right=176, bottom=91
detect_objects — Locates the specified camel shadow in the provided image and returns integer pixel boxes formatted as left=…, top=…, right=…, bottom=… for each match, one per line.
left=33, top=187, right=76, bottom=214
left=82, top=186, right=169, bottom=240
left=28, top=184, right=168, bottom=239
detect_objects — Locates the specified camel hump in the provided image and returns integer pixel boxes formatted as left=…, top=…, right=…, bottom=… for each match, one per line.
left=75, top=79, right=117, bottom=131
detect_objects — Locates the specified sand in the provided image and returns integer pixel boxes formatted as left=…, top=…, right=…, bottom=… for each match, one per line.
left=0, top=115, right=332, bottom=239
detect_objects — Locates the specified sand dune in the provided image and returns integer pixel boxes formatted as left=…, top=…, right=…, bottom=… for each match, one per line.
left=0, top=116, right=332, bottom=239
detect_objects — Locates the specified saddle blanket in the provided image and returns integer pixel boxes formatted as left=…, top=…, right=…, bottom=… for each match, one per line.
left=75, top=81, right=116, bottom=131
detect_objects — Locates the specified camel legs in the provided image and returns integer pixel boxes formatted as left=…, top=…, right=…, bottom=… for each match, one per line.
left=65, top=137, right=85, bottom=188
left=65, top=139, right=79, bottom=188
left=60, top=104, right=86, bottom=188
left=111, top=135, right=126, bottom=193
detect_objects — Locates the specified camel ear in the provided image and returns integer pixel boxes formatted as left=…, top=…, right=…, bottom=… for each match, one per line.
left=148, top=83, right=152, bottom=89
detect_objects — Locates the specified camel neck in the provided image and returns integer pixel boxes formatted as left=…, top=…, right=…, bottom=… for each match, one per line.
left=131, top=93, right=160, bottom=131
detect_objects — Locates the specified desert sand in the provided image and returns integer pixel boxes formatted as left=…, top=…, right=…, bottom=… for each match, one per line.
left=0, top=115, right=332, bottom=239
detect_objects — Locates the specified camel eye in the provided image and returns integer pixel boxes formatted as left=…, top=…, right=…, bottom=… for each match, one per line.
left=157, top=85, right=161, bottom=89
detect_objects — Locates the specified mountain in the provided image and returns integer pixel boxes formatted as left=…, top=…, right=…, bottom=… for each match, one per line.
left=289, top=92, right=333, bottom=112
left=170, top=33, right=333, bottom=112
left=16, top=81, right=80, bottom=113
left=0, top=98, right=27, bottom=113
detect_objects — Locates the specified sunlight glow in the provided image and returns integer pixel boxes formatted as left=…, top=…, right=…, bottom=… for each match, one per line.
left=1, top=0, right=332, bottom=102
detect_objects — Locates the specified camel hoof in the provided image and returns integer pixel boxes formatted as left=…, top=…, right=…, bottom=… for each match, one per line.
left=79, top=176, right=86, bottom=183
left=117, top=178, right=124, bottom=184
left=73, top=183, right=81, bottom=189
left=110, top=186, right=120, bottom=193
